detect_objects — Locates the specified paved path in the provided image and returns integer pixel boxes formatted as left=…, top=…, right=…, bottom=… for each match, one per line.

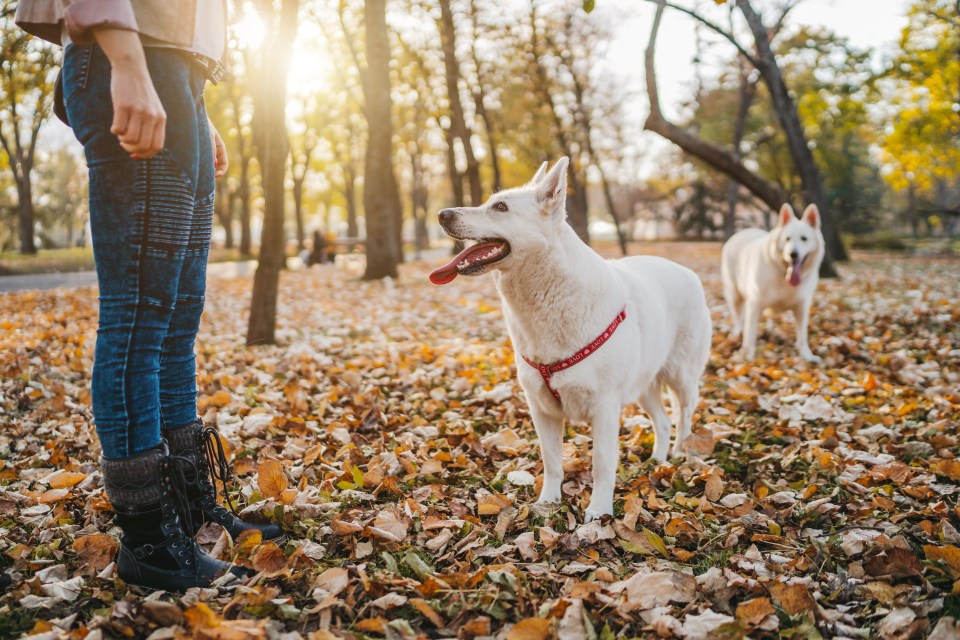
left=0, top=249, right=452, bottom=293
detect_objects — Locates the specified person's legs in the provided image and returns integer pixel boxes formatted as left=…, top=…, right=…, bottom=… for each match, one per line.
left=64, top=44, right=240, bottom=589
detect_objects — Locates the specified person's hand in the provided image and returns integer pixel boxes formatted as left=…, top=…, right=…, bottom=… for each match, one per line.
left=209, top=118, right=228, bottom=178
left=94, top=29, right=166, bottom=158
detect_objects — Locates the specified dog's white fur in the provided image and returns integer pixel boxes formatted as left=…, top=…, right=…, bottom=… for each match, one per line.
left=721, top=204, right=825, bottom=362
left=436, top=158, right=712, bottom=521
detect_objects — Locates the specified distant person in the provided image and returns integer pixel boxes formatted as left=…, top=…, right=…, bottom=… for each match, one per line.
left=308, top=229, right=328, bottom=265
left=15, top=0, right=281, bottom=591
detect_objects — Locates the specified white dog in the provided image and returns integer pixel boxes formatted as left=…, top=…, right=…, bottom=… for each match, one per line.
left=430, top=158, right=712, bottom=521
left=721, top=204, right=825, bottom=362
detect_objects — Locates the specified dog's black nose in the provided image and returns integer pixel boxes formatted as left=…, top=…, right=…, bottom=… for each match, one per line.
left=438, top=209, right=456, bottom=225
left=790, top=250, right=799, bottom=261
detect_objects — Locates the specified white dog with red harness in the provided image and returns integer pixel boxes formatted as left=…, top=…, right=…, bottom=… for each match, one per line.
left=429, top=158, right=712, bottom=521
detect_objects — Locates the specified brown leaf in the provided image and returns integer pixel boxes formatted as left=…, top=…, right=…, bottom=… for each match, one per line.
left=931, top=459, right=960, bottom=481
left=506, top=618, right=553, bottom=640
left=251, top=541, right=287, bottom=574
left=314, top=567, right=350, bottom=597
left=257, top=460, right=288, bottom=501
left=71, top=534, right=118, bottom=572
left=355, top=618, right=387, bottom=634
left=460, top=617, right=492, bottom=639
left=769, top=582, right=816, bottom=616
left=864, top=546, right=922, bottom=579
left=682, top=429, right=715, bottom=457
left=736, top=596, right=776, bottom=626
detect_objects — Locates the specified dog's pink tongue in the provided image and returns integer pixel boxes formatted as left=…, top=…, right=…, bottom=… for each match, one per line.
left=787, top=262, right=802, bottom=287
left=429, top=245, right=475, bottom=285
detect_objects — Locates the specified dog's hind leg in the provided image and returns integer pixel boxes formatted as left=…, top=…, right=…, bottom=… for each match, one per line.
left=666, top=376, right=700, bottom=458
left=530, top=403, right=564, bottom=504
left=723, top=275, right=744, bottom=338
left=638, top=386, right=672, bottom=463
left=739, top=299, right=760, bottom=360
left=585, top=399, right=622, bottom=521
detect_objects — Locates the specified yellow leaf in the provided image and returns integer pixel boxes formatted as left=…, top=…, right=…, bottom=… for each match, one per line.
left=184, top=602, right=222, bottom=630
left=257, top=459, right=288, bottom=501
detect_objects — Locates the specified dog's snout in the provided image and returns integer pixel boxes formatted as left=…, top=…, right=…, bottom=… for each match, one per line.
left=789, top=250, right=799, bottom=261
left=438, top=209, right=456, bottom=225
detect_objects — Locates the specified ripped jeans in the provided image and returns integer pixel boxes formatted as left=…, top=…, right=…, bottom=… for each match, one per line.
left=63, top=45, right=213, bottom=458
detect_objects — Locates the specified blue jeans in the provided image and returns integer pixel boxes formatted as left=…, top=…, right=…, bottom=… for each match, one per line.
left=63, top=45, right=214, bottom=458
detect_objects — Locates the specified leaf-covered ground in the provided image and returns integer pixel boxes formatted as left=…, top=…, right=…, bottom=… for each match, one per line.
left=1, top=243, right=959, bottom=640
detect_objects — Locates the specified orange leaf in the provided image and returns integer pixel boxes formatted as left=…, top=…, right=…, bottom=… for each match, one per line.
left=38, top=488, right=70, bottom=504
left=931, top=459, right=960, bottom=481
left=72, top=534, right=118, bottom=571
left=410, top=598, right=445, bottom=627
left=506, top=618, right=553, bottom=640
left=184, top=602, right=222, bottom=630
left=769, top=582, right=816, bottom=616
left=355, top=618, right=387, bottom=634
left=257, top=460, right=288, bottom=501
left=727, top=380, right=757, bottom=400
left=47, top=471, right=87, bottom=489
left=736, top=596, right=775, bottom=626
left=251, top=541, right=288, bottom=574
left=924, top=545, right=960, bottom=578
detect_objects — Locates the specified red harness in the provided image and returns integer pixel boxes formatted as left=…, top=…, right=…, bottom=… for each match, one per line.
left=521, top=307, right=627, bottom=405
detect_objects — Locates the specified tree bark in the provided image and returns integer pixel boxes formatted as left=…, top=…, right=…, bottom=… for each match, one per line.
left=361, top=0, right=403, bottom=280
left=246, top=0, right=300, bottom=346
left=438, top=0, right=484, bottom=206
left=735, top=0, right=845, bottom=273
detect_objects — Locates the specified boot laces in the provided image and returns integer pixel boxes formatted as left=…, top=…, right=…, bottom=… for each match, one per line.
left=158, top=456, right=200, bottom=577
left=200, top=426, right=240, bottom=516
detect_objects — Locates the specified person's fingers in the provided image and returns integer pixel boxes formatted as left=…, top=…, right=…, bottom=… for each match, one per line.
left=111, top=104, right=131, bottom=138
left=214, top=133, right=228, bottom=177
left=149, top=114, right=166, bottom=156
left=118, top=112, right=145, bottom=153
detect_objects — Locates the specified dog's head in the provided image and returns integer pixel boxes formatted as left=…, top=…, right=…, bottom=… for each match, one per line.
left=429, top=158, right=570, bottom=284
left=773, top=203, right=823, bottom=286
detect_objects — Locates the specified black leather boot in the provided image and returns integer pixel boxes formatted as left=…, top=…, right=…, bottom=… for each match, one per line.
left=165, top=419, right=284, bottom=541
left=101, top=444, right=249, bottom=590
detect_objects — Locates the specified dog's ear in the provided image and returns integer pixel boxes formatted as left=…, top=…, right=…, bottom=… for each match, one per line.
left=778, top=204, right=795, bottom=227
left=529, top=161, right=549, bottom=185
left=536, top=157, right=569, bottom=218
left=802, top=204, right=821, bottom=229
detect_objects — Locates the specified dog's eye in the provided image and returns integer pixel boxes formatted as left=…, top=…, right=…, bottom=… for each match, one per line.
left=800, top=235, right=808, bottom=242
left=492, top=202, right=508, bottom=212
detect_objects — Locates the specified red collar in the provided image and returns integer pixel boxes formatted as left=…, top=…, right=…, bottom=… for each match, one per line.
left=521, top=307, right=627, bottom=405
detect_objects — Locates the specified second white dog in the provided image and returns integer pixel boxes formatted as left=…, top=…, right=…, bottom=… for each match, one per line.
left=430, top=158, right=712, bottom=521
left=721, top=203, right=825, bottom=362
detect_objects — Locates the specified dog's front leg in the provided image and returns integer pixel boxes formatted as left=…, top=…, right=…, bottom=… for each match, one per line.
left=739, top=299, right=761, bottom=360
left=585, top=402, right=621, bottom=522
left=530, top=403, right=564, bottom=504
left=793, top=301, right=820, bottom=362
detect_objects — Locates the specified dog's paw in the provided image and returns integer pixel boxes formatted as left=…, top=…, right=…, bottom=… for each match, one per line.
left=800, top=352, right=822, bottom=364
left=583, top=507, right=612, bottom=523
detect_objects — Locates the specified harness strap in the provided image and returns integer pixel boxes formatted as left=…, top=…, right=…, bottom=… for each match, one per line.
left=522, top=307, right=627, bottom=405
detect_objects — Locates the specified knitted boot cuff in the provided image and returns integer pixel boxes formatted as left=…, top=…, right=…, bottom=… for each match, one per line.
left=100, top=445, right=165, bottom=513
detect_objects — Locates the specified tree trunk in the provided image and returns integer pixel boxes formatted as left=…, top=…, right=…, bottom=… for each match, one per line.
left=238, top=158, right=253, bottom=256
left=16, top=174, right=36, bottom=254
left=528, top=4, right=589, bottom=243
left=343, top=163, right=358, bottom=238
left=735, top=0, right=844, bottom=274
left=724, top=56, right=756, bottom=239
left=438, top=0, right=483, bottom=206
left=361, top=0, right=403, bottom=280
left=293, top=178, right=305, bottom=251
left=467, top=0, right=502, bottom=193
left=246, top=0, right=299, bottom=346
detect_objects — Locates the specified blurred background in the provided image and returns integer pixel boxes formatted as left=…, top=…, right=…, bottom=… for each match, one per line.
left=0, top=0, right=957, bottom=276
